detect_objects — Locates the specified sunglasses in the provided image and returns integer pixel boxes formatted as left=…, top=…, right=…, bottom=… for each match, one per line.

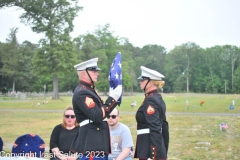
left=139, top=77, right=149, bottom=82
left=64, top=115, right=76, bottom=119
left=139, top=79, right=146, bottom=82
left=107, top=115, right=117, bottom=119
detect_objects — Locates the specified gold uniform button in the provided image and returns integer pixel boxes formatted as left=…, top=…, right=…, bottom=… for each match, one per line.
left=97, top=128, right=99, bottom=130
left=152, top=152, right=154, bottom=154
left=109, top=103, right=111, bottom=105
left=106, top=107, right=108, bottom=109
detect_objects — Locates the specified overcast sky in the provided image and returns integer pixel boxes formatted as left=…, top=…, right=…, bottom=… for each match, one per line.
left=0, top=0, right=240, bottom=51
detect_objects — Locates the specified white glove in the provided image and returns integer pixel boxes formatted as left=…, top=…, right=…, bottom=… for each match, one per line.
left=109, top=85, right=122, bottom=101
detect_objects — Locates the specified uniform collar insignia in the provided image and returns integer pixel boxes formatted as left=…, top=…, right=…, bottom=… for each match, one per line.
left=80, top=81, right=95, bottom=89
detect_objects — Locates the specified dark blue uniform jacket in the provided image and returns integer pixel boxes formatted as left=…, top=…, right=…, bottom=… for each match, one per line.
left=70, top=81, right=118, bottom=154
left=134, top=90, right=169, bottom=160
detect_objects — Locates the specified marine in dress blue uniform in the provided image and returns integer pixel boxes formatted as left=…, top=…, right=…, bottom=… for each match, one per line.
left=70, top=58, right=122, bottom=160
left=134, top=66, right=169, bottom=160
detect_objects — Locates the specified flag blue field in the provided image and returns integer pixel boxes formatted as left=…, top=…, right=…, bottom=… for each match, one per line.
left=108, top=52, right=122, bottom=106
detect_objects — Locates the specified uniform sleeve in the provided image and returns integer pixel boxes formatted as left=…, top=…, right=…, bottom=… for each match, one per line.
left=160, top=99, right=169, bottom=153
left=104, top=96, right=118, bottom=114
left=50, top=124, right=61, bottom=150
left=74, top=90, right=117, bottom=123
left=142, top=98, right=167, bottom=159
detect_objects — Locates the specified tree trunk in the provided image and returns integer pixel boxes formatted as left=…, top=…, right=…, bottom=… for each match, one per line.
left=12, top=79, right=15, bottom=93
left=231, top=57, right=236, bottom=90
left=52, top=74, right=59, bottom=99
left=186, top=56, right=189, bottom=93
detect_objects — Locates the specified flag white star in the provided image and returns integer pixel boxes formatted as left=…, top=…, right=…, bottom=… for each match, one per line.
left=115, top=72, right=119, bottom=79
left=118, top=61, right=122, bottom=68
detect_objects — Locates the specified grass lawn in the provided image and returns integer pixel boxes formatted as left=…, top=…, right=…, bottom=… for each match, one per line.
left=0, top=93, right=240, bottom=159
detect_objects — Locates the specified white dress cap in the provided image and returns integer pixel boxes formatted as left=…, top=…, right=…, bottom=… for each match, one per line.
left=137, top=66, right=165, bottom=80
left=74, top=57, right=101, bottom=71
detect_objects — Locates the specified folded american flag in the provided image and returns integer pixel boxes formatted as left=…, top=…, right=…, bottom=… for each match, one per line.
left=108, top=52, right=122, bottom=106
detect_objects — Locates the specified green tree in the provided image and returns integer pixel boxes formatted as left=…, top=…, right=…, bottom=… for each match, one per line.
left=119, top=41, right=136, bottom=94
left=72, top=24, right=136, bottom=95
left=0, top=31, right=39, bottom=93
left=18, top=41, right=38, bottom=92
left=140, top=45, right=166, bottom=71
left=94, top=24, right=136, bottom=94
left=0, top=28, right=20, bottom=93
left=0, top=42, right=11, bottom=93
left=204, top=46, right=225, bottom=93
left=0, top=0, right=82, bottom=99
left=132, top=44, right=167, bottom=92
left=233, top=65, right=240, bottom=93
left=205, top=45, right=238, bottom=93
left=73, top=31, right=108, bottom=92
left=224, top=45, right=240, bottom=91
left=165, top=42, right=204, bottom=93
